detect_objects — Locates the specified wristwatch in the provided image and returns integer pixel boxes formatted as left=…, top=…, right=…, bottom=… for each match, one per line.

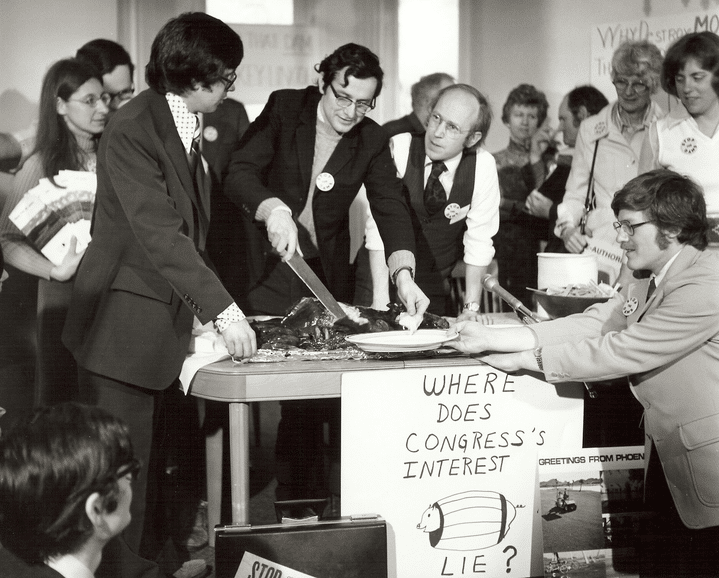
left=463, top=302, right=480, bottom=312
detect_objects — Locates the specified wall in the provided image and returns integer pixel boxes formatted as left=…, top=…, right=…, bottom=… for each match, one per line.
left=0, top=0, right=118, bottom=132
left=463, top=0, right=713, bottom=153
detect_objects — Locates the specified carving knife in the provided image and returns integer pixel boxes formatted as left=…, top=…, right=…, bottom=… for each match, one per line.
left=285, top=253, right=349, bottom=322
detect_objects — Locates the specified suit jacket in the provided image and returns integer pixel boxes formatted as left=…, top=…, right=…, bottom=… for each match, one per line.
left=0, top=546, right=62, bottom=578
left=224, top=86, right=415, bottom=305
left=202, top=99, right=252, bottom=305
left=382, top=112, right=425, bottom=138
left=62, top=89, right=234, bottom=389
left=533, top=245, right=719, bottom=529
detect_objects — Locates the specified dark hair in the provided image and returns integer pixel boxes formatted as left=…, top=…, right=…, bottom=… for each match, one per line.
left=0, top=403, right=135, bottom=564
left=76, top=38, right=135, bottom=78
left=429, top=83, right=492, bottom=147
left=315, top=43, right=383, bottom=99
left=611, top=169, right=709, bottom=250
left=411, top=72, right=455, bottom=109
left=611, top=40, right=663, bottom=94
left=501, top=83, right=549, bottom=126
left=146, top=12, right=243, bottom=94
left=34, top=58, right=103, bottom=185
left=566, top=85, right=609, bottom=126
left=662, top=31, right=719, bottom=98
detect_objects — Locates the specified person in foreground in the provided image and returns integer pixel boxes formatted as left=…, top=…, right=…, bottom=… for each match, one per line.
left=0, top=403, right=137, bottom=578
left=448, top=169, right=719, bottom=577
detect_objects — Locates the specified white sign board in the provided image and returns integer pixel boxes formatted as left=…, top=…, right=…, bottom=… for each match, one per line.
left=590, top=10, right=719, bottom=99
left=229, top=24, right=322, bottom=107
left=342, top=365, right=584, bottom=578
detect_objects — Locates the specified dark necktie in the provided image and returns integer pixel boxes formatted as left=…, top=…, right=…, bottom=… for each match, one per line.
left=646, top=277, right=656, bottom=301
left=424, top=161, right=447, bottom=215
left=189, top=117, right=201, bottom=174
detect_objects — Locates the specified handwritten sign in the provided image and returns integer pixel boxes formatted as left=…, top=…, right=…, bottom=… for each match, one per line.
left=234, top=551, right=316, bottom=578
left=229, top=24, right=321, bottom=106
left=591, top=10, right=719, bottom=98
left=341, top=366, right=584, bottom=577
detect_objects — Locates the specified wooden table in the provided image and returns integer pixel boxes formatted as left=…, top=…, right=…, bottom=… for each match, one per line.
left=190, top=354, right=486, bottom=534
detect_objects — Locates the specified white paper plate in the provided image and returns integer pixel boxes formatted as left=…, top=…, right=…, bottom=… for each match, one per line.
left=345, top=329, right=456, bottom=353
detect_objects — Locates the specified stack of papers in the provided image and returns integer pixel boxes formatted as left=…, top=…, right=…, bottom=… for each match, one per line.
left=9, top=170, right=95, bottom=266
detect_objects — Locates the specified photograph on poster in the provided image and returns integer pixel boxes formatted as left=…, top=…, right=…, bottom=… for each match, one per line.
left=542, top=548, right=639, bottom=578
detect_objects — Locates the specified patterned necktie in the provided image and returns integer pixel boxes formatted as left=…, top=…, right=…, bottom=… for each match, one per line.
left=424, top=161, right=447, bottom=215
left=646, top=277, right=656, bottom=301
left=189, top=116, right=201, bottom=173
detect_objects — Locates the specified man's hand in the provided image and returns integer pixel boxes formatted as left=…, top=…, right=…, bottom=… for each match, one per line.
left=525, top=190, right=553, bottom=219
left=445, top=320, right=491, bottom=353
left=456, top=309, right=483, bottom=322
left=221, top=319, right=257, bottom=359
left=560, top=225, right=590, bottom=254
left=266, top=209, right=299, bottom=260
left=395, top=270, right=429, bottom=324
left=50, top=236, right=86, bottom=281
left=478, top=351, right=531, bottom=373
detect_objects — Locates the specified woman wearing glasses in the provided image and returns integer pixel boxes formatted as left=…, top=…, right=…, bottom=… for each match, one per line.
left=640, top=32, right=719, bottom=247
left=556, top=40, right=663, bottom=284
left=0, top=58, right=109, bottom=407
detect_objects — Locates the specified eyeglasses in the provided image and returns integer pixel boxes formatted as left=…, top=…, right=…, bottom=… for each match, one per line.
left=219, top=72, right=237, bottom=91
left=328, top=84, right=375, bottom=114
left=69, top=93, right=112, bottom=108
left=427, top=112, right=472, bottom=139
left=613, top=220, right=655, bottom=235
left=107, top=87, right=134, bottom=107
left=612, top=78, right=650, bottom=95
left=116, top=459, right=141, bottom=482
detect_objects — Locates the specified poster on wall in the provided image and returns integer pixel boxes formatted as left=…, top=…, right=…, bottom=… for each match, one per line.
left=341, top=365, right=584, bottom=578
left=538, top=445, right=645, bottom=578
left=591, top=9, right=719, bottom=100
left=228, top=24, right=321, bottom=119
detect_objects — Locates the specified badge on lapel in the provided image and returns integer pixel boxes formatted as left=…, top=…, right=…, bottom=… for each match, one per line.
left=203, top=126, right=218, bottom=142
left=316, top=172, right=335, bottom=191
left=444, top=203, right=461, bottom=220
left=622, top=297, right=638, bottom=316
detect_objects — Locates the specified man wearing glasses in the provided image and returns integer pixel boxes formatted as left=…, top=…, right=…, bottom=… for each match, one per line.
left=556, top=40, right=664, bottom=285
left=63, top=12, right=254, bottom=572
left=0, top=39, right=135, bottom=176
left=224, top=42, right=428, bottom=503
left=448, top=169, right=719, bottom=577
left=361, top=84, right=499, bottom=318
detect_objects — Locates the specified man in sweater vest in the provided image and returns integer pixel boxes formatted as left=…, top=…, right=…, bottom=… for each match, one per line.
left=364, top=83, right=500, bottom=317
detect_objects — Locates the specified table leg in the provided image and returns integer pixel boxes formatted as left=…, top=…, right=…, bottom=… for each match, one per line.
left=229, top=401, right=250, bottom=525
left=205, top=426, right=223, bottom=547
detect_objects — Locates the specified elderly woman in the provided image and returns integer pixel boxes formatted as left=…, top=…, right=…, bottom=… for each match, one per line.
left=556, top=40, right=663, bottom=284
left=640, top=31, right=719, bottom=246
left=492, top=83, right=552, bottom=307
left=0, top=58, right=108, bottom=407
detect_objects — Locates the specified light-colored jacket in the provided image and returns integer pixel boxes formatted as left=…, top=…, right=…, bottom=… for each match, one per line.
left=533, top=245, right=719, bottom=529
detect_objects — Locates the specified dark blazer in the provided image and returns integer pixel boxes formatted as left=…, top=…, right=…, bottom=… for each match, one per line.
left=203, top=99, right=252, bottom=305
left=62, top=89, right=234, bottom=389
left=0, top=547, right=62, bottom=578
left=223, top=86, right=415, bottom=305
left=382, top=112, right=425, bottom=138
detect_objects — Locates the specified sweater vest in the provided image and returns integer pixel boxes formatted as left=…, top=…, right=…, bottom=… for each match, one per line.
left=403, top=135, right=476, bottom=290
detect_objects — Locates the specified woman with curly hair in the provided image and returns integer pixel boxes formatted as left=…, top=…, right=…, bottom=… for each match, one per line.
left=492, top=83, right=552, bottom=307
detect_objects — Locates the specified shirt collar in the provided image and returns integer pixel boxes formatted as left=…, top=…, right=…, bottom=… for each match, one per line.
left=653, top=249, right=682, bottom=286
left=425, top=150, right=463, bottom=176
left=612, top=101, right=655, bottom=132
left=166, top=93, right=199, bottom=154
left=47, top=554, right=95, bottom=578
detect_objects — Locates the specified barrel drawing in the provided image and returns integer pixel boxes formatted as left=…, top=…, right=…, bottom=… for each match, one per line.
left=416, top=490, right=517, bottom=551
